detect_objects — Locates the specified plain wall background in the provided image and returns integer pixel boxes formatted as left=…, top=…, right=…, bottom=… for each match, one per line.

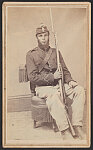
left=7, top=6, right=87, bottom=96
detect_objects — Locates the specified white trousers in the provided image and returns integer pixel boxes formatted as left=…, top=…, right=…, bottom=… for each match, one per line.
left=35, top=84, right=85, bottom=131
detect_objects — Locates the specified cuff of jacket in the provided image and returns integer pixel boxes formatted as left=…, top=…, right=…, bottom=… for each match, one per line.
left=64, top=78, right=74, bottom=84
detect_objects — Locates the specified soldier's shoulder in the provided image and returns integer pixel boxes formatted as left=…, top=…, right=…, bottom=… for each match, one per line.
left=50, top=47, right=56, bottom=51
left=26, top=47, right=38, bottom=56
left=50, top=47, right=56, bottom=54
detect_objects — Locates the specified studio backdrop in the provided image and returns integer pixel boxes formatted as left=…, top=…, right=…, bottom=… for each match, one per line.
left=7, top=7, right=87, bottom=97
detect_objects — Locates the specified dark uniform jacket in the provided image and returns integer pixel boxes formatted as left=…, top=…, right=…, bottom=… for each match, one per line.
left=26, top=46, right=73, bottom=88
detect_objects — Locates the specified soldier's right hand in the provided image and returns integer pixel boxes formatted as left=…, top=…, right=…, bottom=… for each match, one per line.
left=54, top=69, right=62, bottom=80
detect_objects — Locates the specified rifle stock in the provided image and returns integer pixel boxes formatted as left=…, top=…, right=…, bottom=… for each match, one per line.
left=59, top=60, right=76, bottom=136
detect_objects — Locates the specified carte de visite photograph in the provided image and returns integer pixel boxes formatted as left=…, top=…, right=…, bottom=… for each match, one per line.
left=2, top=2, right=91, bottom=148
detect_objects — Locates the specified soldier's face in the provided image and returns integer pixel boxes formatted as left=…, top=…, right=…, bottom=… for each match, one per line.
left=37, top=32, right=49, bottom=46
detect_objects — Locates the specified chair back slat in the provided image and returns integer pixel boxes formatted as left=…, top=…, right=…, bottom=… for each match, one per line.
left=19, top=64, right=29, bottom=83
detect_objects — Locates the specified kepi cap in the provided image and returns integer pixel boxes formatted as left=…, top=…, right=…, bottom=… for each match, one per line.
left=36, top=23, right=49, bottom=36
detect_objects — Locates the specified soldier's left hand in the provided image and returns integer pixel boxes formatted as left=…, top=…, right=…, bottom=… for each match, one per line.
left=69, top=81, right=78, bottom=88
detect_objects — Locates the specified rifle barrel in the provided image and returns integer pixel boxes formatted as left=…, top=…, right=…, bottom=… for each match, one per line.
left=49, top=7, right=75, bottom=137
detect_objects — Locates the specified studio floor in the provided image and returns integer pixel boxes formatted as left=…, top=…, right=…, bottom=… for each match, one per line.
left=6, top=110, right=88, bottom=147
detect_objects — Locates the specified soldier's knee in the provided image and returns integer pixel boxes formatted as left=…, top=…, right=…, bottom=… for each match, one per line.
left=75, top=85, right=85, bottom=94
left=74, top=86, right=85, bottom=104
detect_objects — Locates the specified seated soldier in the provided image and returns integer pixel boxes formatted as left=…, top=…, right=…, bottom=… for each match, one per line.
left=26, top=24, right=85, bottom=140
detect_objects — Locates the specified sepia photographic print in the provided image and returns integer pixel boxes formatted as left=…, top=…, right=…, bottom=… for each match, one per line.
left=2, top=2, right=91, bottom=148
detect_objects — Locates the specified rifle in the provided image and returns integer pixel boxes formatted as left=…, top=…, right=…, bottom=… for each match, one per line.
left=49, top=8, right=75, bottom=136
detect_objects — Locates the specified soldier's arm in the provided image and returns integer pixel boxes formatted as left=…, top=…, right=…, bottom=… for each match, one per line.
left=26, top=53, right=54, bottom=86
left=59, top=51, right=74, bottom=84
